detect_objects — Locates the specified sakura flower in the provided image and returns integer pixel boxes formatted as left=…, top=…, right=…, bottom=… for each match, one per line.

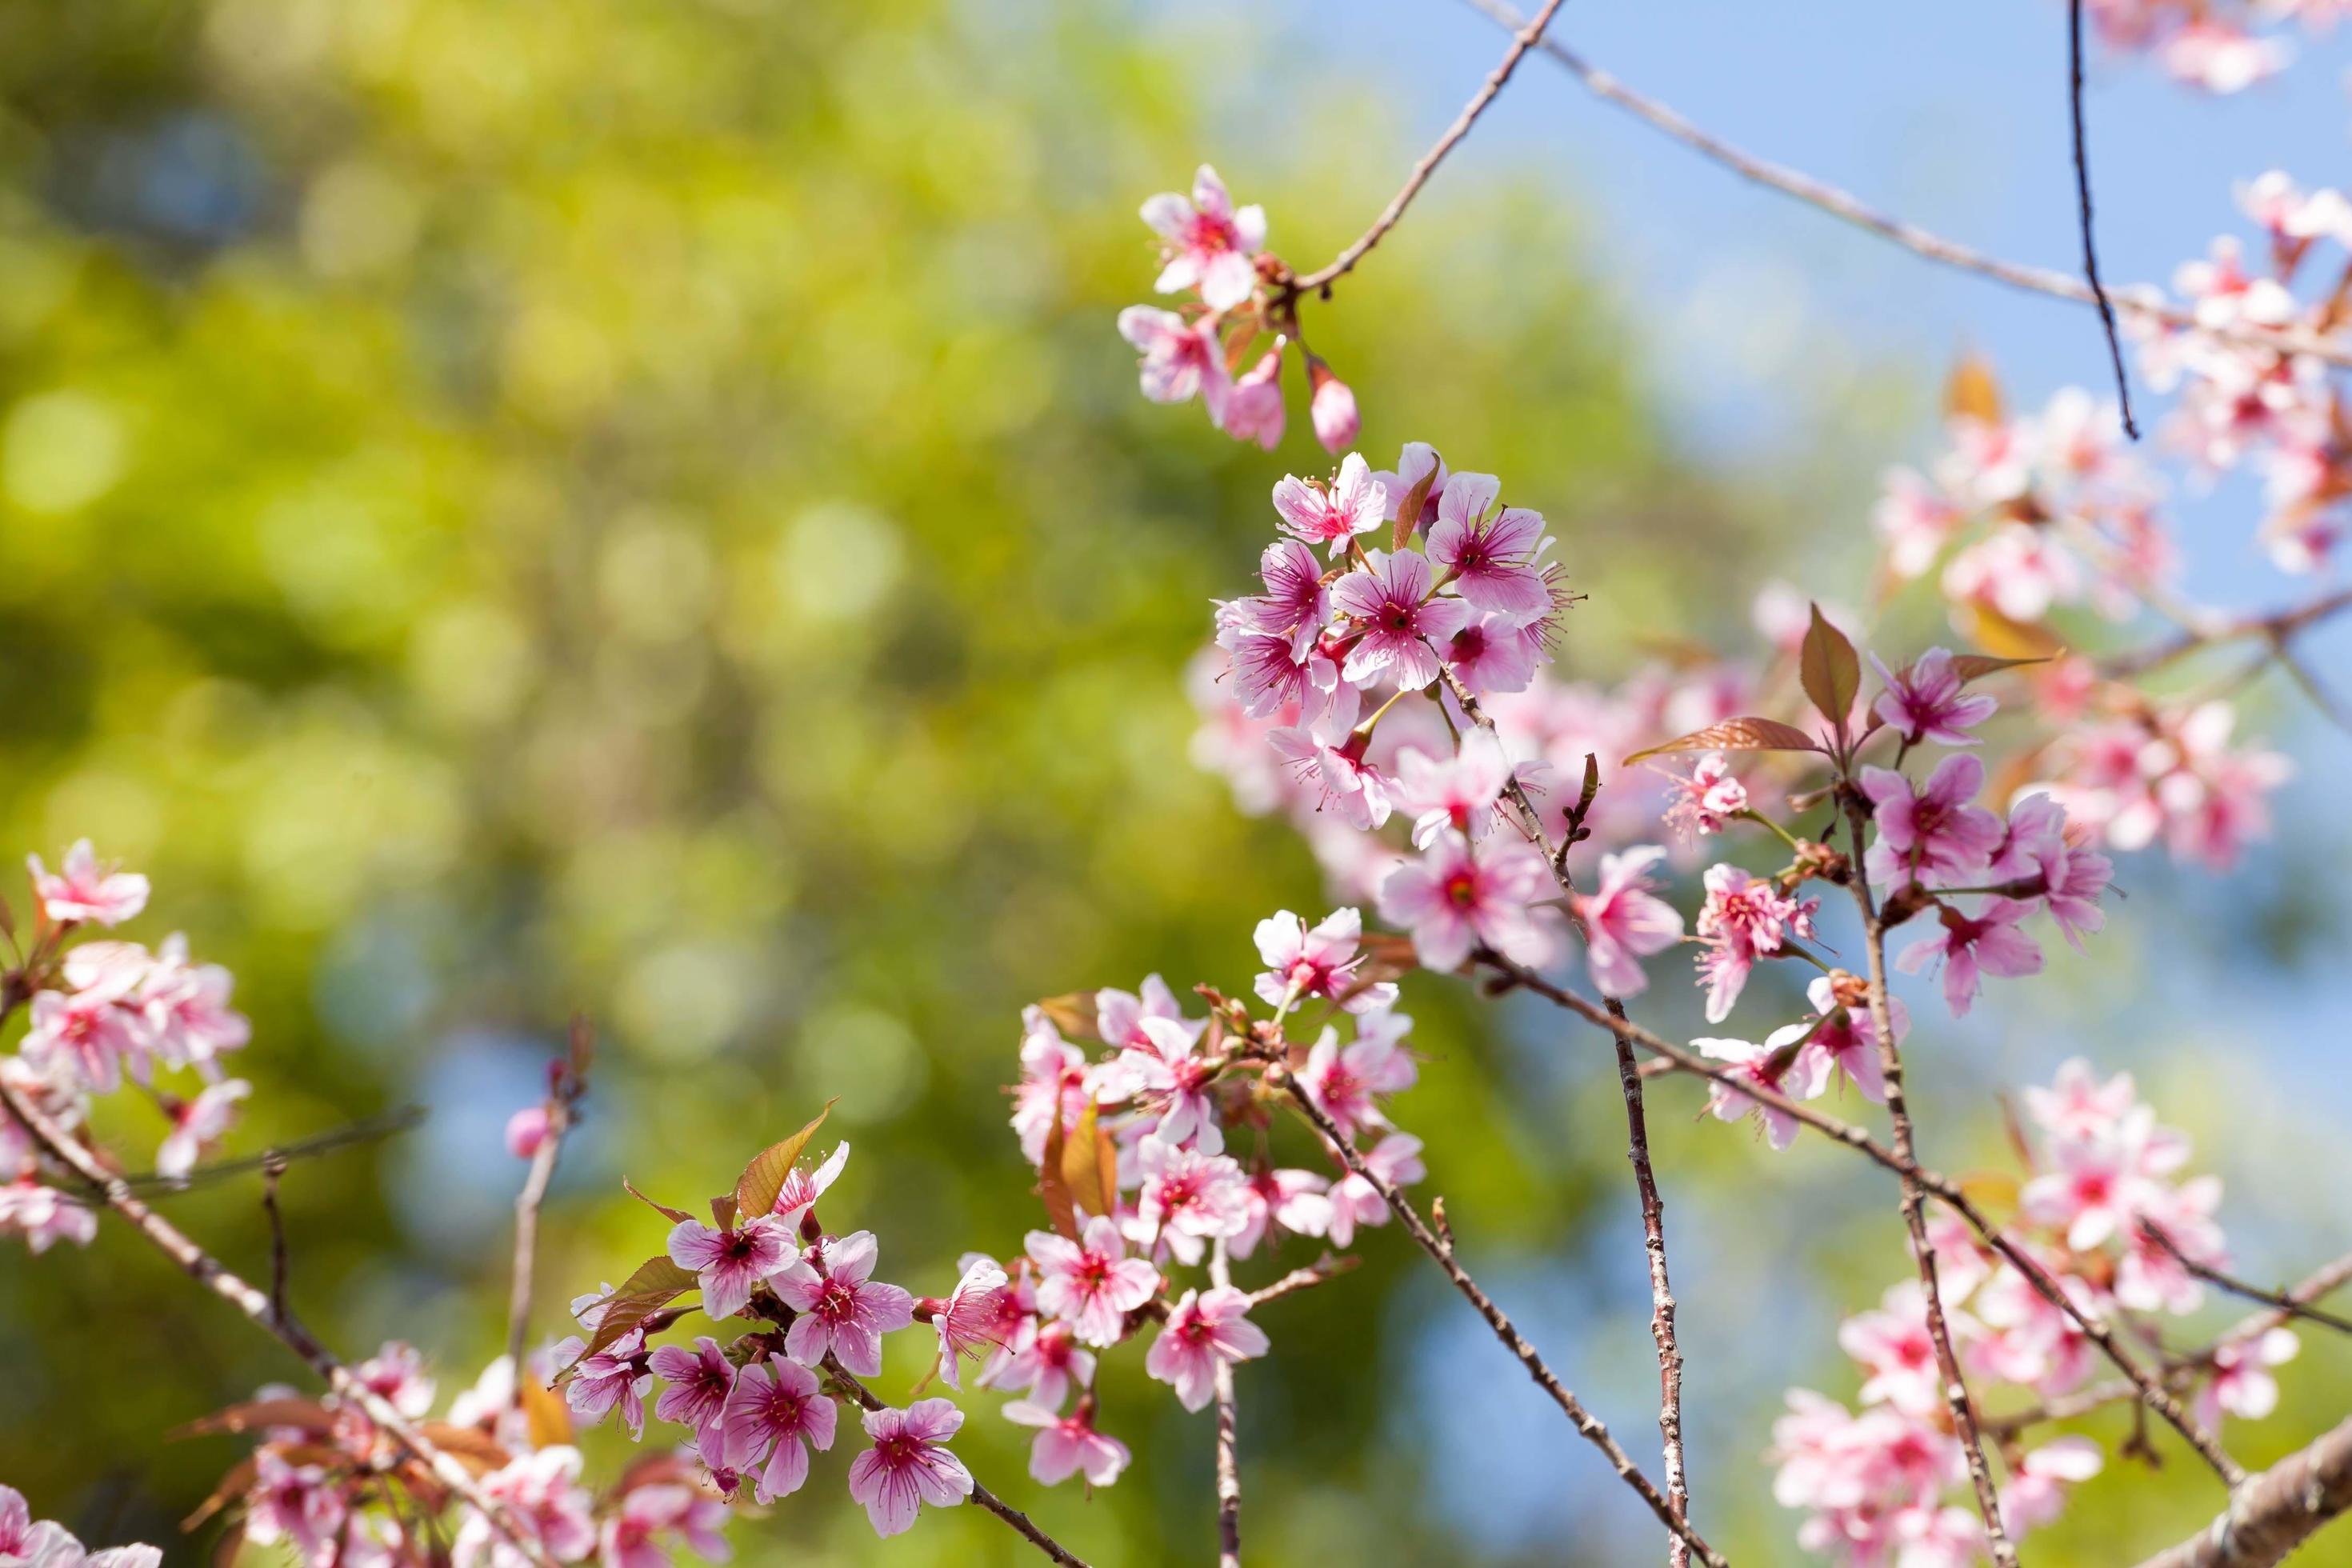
left=21, top=986, right=143, bottom=1094
left=0, top=1486, right=26, bottom=1555
left=354, top=1340, right=437, bottom=1420
left=130, top=933, right=250, bottom=1074
left=2024, top=1058, right=2140, bottom=1142
left=1011, top=1012, right=1092, bottom=1167
left=1140, top=165, right=1266, bottom=311
left=1992, top=794, right=2112, bottom=949
left=0, top=1178, right=97, bottom=1254
left=1941, top=522, right=2084, bottom=623
left=1860, top=754, right=2002, bottom=889
left=1229, top=1165, right=1333, bottom=1258
left=985, top=1318, right=1095, bottom=1412
left=721, top=1353, right=837, bottom=1502
left=922, top=1256, right=1012, bottom=1391
left=1379, top=829, right=1550, bottom=972
left=1145, top=1286, right=1270, bottom=1413
left=1098, top=974, right=1197, bottom=1056
left=1272, top=454, right=1387, bottom=558
left=244, top=1453, right=347, bottom=1562
left=1298, top=1016, right=1417, bottom=1139
left=766, top=1141, right=850, bottom=1233
left=597, top=1484, right=730, bottom=1568
left=666, top=1213, right=797, bottom=1322
left=1690, top=862, right=1807, bottom=1022
left=1895, top=898, right=2043, bottom=1018
left=1326, top=1133, right=1424, bottom=1249
left=1026, top=1216, right=1162, bottom=1346
left=845, top=1399, right=974, bottom=1538
left=2020, top=1125, right=2161, bottom=1252
left=454, top=1446, right=598, bottom=1568
left=1116, top=1013, right=1226, bottom=1152
left=1572, top=845, right=1685, bottom=1000
left=1269, top=726, right=1392, bottom=830
left=1838, top=1284, right=1948, bottom=1417
left=1784, top=976, right=1896, bottom=1104
left=649, top=1336, right=738, bottom=1455
left=1390, top=731, right=1511, bottom=850
left=1870, top=648, right=1997, bottom=747
left=2003, top=1438, right=2102, bottom=1537
left=1370, top=442, right=1448, bottom=533
left=1004, top=1401, right=1133, bottom=1486
left=1661, top=751, right=1748, bottom=840
left=1227, top=631, right=1342, bottom=724
left=1424, top=472, right=1550, bottom=618
left=2114, top=1174, right=2226, bottom=1314
left=1130, top=1137, right=1249, bottom=1265
left=554, top=1329, right=653, bottom=1438
left=1116, top=307, right=1228, bottom=412
left=1332, top=548, right=1467, bottom=690
left=771, top=1230, right=916, bottom=1377
left=1308, top=364, right=1360, bottom=454
left=1694, top=1037, right=1802, bottom=1150
left=1253, top=905, right=1395, bottom=1014
left=27, top=841, right=149, bottom=928
left=2198, top=1327, right=2299, bottom=1428
left=1219, top=350, right=1286, bottom=450
left=1233, top=539, right=1333, bottom=658
left=1442, top=611, right=1546, bottom=696
left=151, top=1078, right=250, bottom=1182
left=1874, top=466, right=1964, bottom=578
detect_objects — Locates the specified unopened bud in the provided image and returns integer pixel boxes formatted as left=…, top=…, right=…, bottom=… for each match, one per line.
left=1309, top=362, right=1360, bottom=454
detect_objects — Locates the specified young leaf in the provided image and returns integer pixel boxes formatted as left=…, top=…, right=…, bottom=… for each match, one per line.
left=622, top=1178, right=694, bottom=1226
left=1037, top=1110, right=1080, bottom=1241
left=170, top=1398, right=338, bottom=1439
left=1948, top=651, right=2053, bottom=685
left=1390, top=462, right=1442, bottom=550
left=1799, top=603, right=1861, bottom=730
left=1059, top=1101, right=1118, bottom=1218
left=416, top=1422, right=511, bottom=1474
left=1946, top=350, right=2004, bottom=425
left=1032, top=992, right=1101, bottom=1042
left=1623, top=717, right=1823, bottom=766
left=576, top=1254, right=698, bottom=1361
left=733, top=1101, right=835, bottom=1221
left=520, top=1374, right=574, bottom=1450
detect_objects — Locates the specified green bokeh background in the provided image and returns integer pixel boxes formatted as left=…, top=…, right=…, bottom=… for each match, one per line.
left=2, top=1, right=2346, bottom=1563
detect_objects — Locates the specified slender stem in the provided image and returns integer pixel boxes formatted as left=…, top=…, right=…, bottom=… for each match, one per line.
left=1210, top=1239, right=1243, bottom=1568
left=0, top=1073, right=557, bottom=1568
left=507, top=1106, right=575, bottom=1369
left=1275, top=1072, right=1728, bottom=1567
left=2102, top=587, right=2352, bottom=678
left=1456, top=0, right=2352, bottom=370
left=1288, top=0, right=1570, bottom=294
left=1839, top=802, right=2018, bottom=1568
left=2141, top=1225, right=2352, bottom=1338
left=2130, top=1414, right=2352, bottom=1568
left=1244, top=1254, right=1361, bottom=1308
left=2066, top=0, right=2138, bottom=438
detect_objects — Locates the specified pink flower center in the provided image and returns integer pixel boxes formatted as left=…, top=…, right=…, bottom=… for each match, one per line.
left=1443, top=870, right=1480, bottom=909
left=817, top=1278, right=858, bottom=1322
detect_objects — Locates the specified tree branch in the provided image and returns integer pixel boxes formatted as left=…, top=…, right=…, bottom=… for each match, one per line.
left=2131, top=1414, right=2352, bottom=1568
left=508, top=1020, right=592, bottom=1370
left=1210, top=1239, right=1243, bottom=1568
left=2142, top=1225, right=2352, bottom=1338
left=2067, top=0, right=2138, bottom=438
left=1244, top=1253, right=1361, bottom=1308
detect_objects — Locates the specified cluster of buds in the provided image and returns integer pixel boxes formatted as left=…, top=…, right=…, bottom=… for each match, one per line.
left=2, top=842, right=252, bottom=1253
left=1116, top=165, right=1362, bottom=452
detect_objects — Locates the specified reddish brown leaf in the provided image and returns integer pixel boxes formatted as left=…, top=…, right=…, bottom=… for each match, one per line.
left=574, top=1254, right=698, bottom=1362
left=734, top=1102, right=835, bottom=1221
left=1390, top=461, right=1442, bottom=549
left=1948, top=651, right=2054, bottom=684
left=1799, top=603, right=1861, bottom=729
left=417, top=1422, right=510, bottom=1474
left=181, top=1459, right=257, bottom=1532
left=621, top=1178, right=693, bottom=1226
left=1623, top=717, right=1823, bottom=766
left=1032, top=993, right=1101, bottom=1042
left=170, top=1398, right=337, bottom=1439
left=1037, top=1111, right=1080, bottom=1242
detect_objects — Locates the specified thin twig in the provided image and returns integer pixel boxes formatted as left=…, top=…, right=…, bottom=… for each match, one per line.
left=2142, top=1226, right=2352, bottom=1338
left=2130, top=1414, right=2352, bottom=1568
left=508, top=1019, right=592, bottom=1370
left=262, top=1151, right=290, bottom=1322
left=821, top=1355, right=1094, bottom=1567
left=1286, top=0, right=1569, bottom=295
left=1840, top=801, right=2018, bottom=1568
left=1274, top=1071, right=1728, bottom=1567
left=1458, top=0, right=2352, bottom=370
left=2101, top=587, right=2352, bottom=679
left=1244, top=1254, right=1362, bottom=1308
left=1210, top=1238, right=1243, bottom=1568
left=2068, top=0, right=2138, bottom=438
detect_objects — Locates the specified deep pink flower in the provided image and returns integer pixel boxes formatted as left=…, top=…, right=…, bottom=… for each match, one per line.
left=1332, top=548, right=1467, bottom=691
left=1145, top=1286, right=1270, bottom=1413
left=354, top=1340, right=437, bottom=1420
left=455, top=1447, right=597, bottom=1568
left=1390, top=731, right=1511, bottom=850
left=1140, top=165, right=1266, bottom=311
left=846, top=1399, right=973, bottom=1538
left=1309, top=367, right=1360, bottom=454
left=1694, top=1037, right=1802, bottom=1150
left=765, top=1141, right=850, bottom=1233
left=1130, top=1138, right=1249, bottom=1265
left=772, top=1230, right=916, bottom=1377
left=1690, top=862, right=1807, bottom=1022
left=244, top=1452, right=346, bottom=1562
left=1993, top=794, right=2111, bottom=950
left=721, top=1353, right=837, bottom=1502
left=1269, top=726, right=1392, bottom=830
left=1026, top=1216, right=1161, bottom=1346
left=1895, top=898, right=2043, bottom=1017
left=1116, top=307, right=1229, bottom=414
left=1370, top=442, right=1449, bottom=534
left=1229, top=1166, right=1333, bottom=1258
left=649, top=1335, right=737, bottom=1455
left=1272, top=454, right=1388, bottom=558
left=1298, top=1014, right=1416, bottom=1139
left=28, top=840, right=148, bottom=928
left=666, top=1213, right=796, bottom=1322
left=155, top=1078, right=250, bottom=1182
left=1378, top=829, right=1550, bottom=972
left=1326, top=1133, right=1422, bottom=1248
left=1442, top=612, right=1546, bottom=696
left=1661, top=751, right=1748, bottom=840
left=1871, top=647, right=1998, bottom=747
left=929, top=1255, right=1011, bottom=1389
left=1860, top=754, right=2003, bottom=888
left=1114, top=1012, right=1225, bottom=1152
left=598, top=1483, right=730, bottom=1568
left=554, top=1327, right=652, bottom=1438
left=1424, top=472, right=1550, bottom=618
left=1782, top=976, right=1898, bottom=1104
left=1234, top=539, right=1334, bottom=657
left=984, top=1317, right=1095, bottom=1412
left=1004, top=1401, right=1133, bottom=1486
left=1252, top=906, right=1394, bottom=1014
left=1573, top=845, right=1685, bottom=999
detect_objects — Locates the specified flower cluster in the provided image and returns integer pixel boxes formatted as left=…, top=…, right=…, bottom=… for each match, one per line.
left=1771, top=1058, right=2294, bottom=1563
left=2, top=842, right=252, bottom=1253
left=2084, top=0, right=2341, bottom=93
left=1117, top=165, right=1362, bottom=451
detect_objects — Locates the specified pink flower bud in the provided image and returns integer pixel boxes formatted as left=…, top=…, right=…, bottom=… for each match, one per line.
left=505, top=1105, right=550, bottom=1160
left=1310, top=365, right=1359, bottom=453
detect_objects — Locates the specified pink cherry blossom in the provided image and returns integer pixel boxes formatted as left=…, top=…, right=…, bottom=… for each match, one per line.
left=766, top=1140, right=850, bottom=1232
left=1874, top=466, right=1965, bottom=578
left=1233, top=539, right=1333, bottom=658
left=1145, top=1286, right=1270, bottom=1413
left=1895, top=898, right=2043, bottom=1017
left=1011, top=1010, right=1092, bottom=1166
left=649, top=1336, right=736, bottom=1455
left=1026, top=1216, right=1162, bottom=1346
left=1115, top=1013, right=1226, bottom=1153
left=2003, top=1438, right=2102, bottom=1537
left=666, top=1213, right=797, bottom=1322
left=1870, top=648, right=1997, bottom=747
left=1573, top=845, right=1686, bottom=1000
left=927, top=1255, right=1012, bottom=1389
left=721, top=1353, right=837, bottom=1502
left=1860, top=754, right=2002, bottom=888
left=1838, top=1285, right=1949, bottom=1417
left=1115, top=307, right=1228, bottom=414
left=598, top=1483, right=730, bottom=1568
left=1140, top=165, right=1266, bottom=311
left=1004, top=1401, right=1133, bottom=1486
left=1379, top=829, right=1550, bottom=972
left=353, top=1340, right=437, bottom=1420
left=1694, top=1037, right=1802, bottom=1150
left=27, top=840, right=149, bottom=928
left=1661, top=751, right=1748, bottom=840
left=1783, top=977, right=1896, bottom=1104
left=1269, top=726, right=1392, bottom=831
left=1326, top=1133, right=1423, bottom=1248
left=1229, top=1166, right=1333, bottom=1258
left=125, top=934, right=250, bottom=1073
left=1218, top=351, right=1285, bottom=450
left=504, top=1106, right=550, bottom=1161
left=1130, top=1137, right=1249, bottom=1264
left=455, top=1447, right=598, bottom=1568
left=2023, top=1058, right=2138, bottom=1142
left=1298, top=1014, right=1417, bottom=1140
left=2198, top=1327, right=2299, bottom=1428
left=155, top=1078, right=250, bottom=1182
left=985, top=1317, right=1095, bottom=1412
left=1390, top=731, right=1511, bottom=850
left=1308, top=365, right=1360, bottom=454
left=554, top=1328, right=653, bottom=1438
left=1370, top=442, right=1449, bottom=534
left=1992, top=794, right=2112, bottom=949
left=845, top=1399, right=973, bottom=1538
left=772, top=1230, right=916, bottom=1377
left=1253, top=905, right=1395, bottom=1014
left=1332, top=548, right=1467, bottom=691
left=244, top=1452, right=347, bottom=1562
left=1690, top=862, right=1809, bottom=1022
left=1272, top=454, right=1388, bottom=558
left=1097, top=971, right=1199, bottom=1052
left=1442, top=611, right=1546, bottom=696
left=1423, top=472, right=1550, bottom=618
left=0, top=1178, right=98, bottom=1254
left=22, top=986, right=143, bottom=1095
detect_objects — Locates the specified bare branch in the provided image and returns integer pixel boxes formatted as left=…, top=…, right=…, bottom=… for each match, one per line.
left=2131, top=1414, right=2352, bottom=1568
left=1244, top=1253, right=1361, bottom=1309
left=1210, top=1239, right=1243, bottom=1568
left=2142, top=1225, right=2352, bottom=1339
left=508, top=1019, right=593, bottom=1370
left=2102, top=587, right=2352, bottom=680
left=2067, top=0, right=2138, bottom=437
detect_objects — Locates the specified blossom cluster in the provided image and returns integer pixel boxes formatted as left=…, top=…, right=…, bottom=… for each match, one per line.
left=2, top=842, right=252, bottom=1254
left=1770, top=1059, right=2294, bottom=1565
left=2085, top=0, right=2342, bottom=93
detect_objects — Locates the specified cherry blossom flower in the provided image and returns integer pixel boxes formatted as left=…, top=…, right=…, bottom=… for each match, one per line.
left=1298, top=1014, right=1417, bottom=1139
left=1026, top=1216, right=1162, bottom=1346
left=771, top=1230, right=916, bottom=1377
left=1941, top=523, right=2084, bottom=623
left=1896, top=898, right=2043, bottom=1017
left=1145, top=1286, right=1270, bottom=1413
left=1442, top=611, right=1546, bottom=696
left=721, top=1353, right=837, bottom=1502
left=454, top=1447, right=598, bottom=1568
left=153, top=1078, right=250, bottom=1182
left=597, top=1484, right=730, bottom=1568
left=1272, top=454, right=1387, bottom=558
left=845, top=1399, right=973, bottom=1538
left=27, top=841, right=149, bottom=928
left=1003, top=1401, right=1133, bottom=1487
left=1661, top=751, right=1748, bottom=839
left=1783, top=977, right=1897, bottom=1104
left=1326, top=1133, right=1424, bottom=1249
left=244, top=1453, right=347, bottom=1563
left=984, top=1318, right=1095, bottom=1412
left=666, top=1213, right=797, bottom=1322
left=126, top=934, right=250, bottom=1074
left=1860, top=754, right=2002, bottom=888
left=1370, top=442, right=1449, bottom=534
left=1424, top=472, right=1550, bottom=618
left=1691, top=862, right=1808, bottom=1022
left=1229, top=1166, right=1333, bottom=1258
left=1874, top=466, right=1964, bottom=577
left=1130, top=1137, right=1249, bottom=1265
left=766, top=1141, right=850, bottom=1233
left=1308, top=365, right=1360, bottom=453
left=353, top=1341, right=436, bottom=1420
left=1011, top=1012, right=1093, bottom=1167
left=2198, top=1327, right=2299, bottom=1427
left=554, top=1328, right=653, bottom=1438
left=1232, top=539, right=1334, bottom=658
left=2023, top=1058, right=2138, bottom=1142
left=1116, top=307, right=1228, bottom=414
left=1269, top=726, right=1393, bottom=831
left=1390, top=732, right=1511, bottom=850
left=1992, top=794, right=2112, bottom=949
left=1838, top=1285, right=1950, bottom=1417
left=1871, top=648, right=1998, bottom=747
left=927, top=1255, right=1012, bottom=1389
left=1253, top=905, right=1395, bottom=1014
left=22, top=985, right=144, bottom=1095
left=0, top=1178, right=97, bottom=1254
left=1140, top=165, right=1266, bottom=311
left=1694, top=1037, right=1802, bottom=1150
left=1220, top=351, right=1286, bottom=449
left=1379, top=829, right=1550, bottom=972
left=2003, top=1438, right=2102, bottom=1537
left=649, top=1336, right=737, bottom=1456
left=1332, top=548, right=1466, bottom=690
left=1573, top=845, right=1685, bottom=999
left=1114, top=1013, right=1225, bottom=1153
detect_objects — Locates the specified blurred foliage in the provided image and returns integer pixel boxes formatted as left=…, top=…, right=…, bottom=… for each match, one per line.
left=0, top=0, right=2345, bottom=1565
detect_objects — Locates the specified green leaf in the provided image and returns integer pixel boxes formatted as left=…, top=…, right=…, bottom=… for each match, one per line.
left=1624, top=717, right=1823, bottom=766
left=574, top=1254, right=698, bottom=1362
left=734, top=1101, right=835, bottom=1221
left=1799, top=603, right=1861, bottom=729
